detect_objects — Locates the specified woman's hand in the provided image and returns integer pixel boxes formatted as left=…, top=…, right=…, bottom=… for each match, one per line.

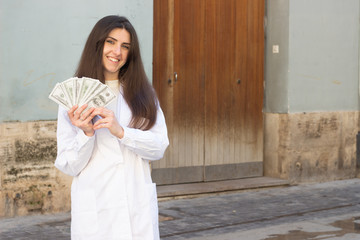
left=91, top=108, right=124, bottom=139
left=68, top=104, right=95, bottom=136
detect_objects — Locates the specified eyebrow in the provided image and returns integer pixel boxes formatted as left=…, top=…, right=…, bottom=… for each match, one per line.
left=107, top=36, right=131, bottom=45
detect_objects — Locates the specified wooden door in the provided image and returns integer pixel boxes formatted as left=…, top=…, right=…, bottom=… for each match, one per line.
left=152, top=0, right=264, bottom=185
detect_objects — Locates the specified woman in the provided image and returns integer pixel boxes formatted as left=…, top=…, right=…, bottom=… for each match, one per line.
left=55, top=15, right=169, bottom=240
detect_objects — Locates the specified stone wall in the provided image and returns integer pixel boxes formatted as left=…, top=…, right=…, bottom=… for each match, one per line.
left=264, top=111, right=360, bottom=183
left=0, top=121, right=71, bottom=218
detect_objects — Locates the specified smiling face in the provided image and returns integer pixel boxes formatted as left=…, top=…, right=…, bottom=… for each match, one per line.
left=102, top=28, right=131, bottom=80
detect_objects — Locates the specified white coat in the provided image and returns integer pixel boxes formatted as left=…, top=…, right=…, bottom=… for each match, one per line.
left=55, top=87, right=169, bottom=240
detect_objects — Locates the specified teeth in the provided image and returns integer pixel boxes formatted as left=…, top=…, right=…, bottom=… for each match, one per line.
left=108, top=57, right=119, bottom=62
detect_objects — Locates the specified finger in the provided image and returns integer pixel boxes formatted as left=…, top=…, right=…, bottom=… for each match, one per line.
left=84, top=107, right=95, bottom=116
left=91, top=107, right=112, bottom=118
left=80, top=107, right=95, bottom=121
left=67, top=105, right=78, bottom=119
left=93, top=122, right=108, bottom=130
left=83, top=109, right=95, bottom=123
left=75, top=104, right=88, bottom=119
left=77, top=104, right=88, bottom=114
left=89, top=108, right=101, bottom=119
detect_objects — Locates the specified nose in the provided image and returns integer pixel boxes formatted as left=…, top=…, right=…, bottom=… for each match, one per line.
left=113, top=44, right=121, bottom=55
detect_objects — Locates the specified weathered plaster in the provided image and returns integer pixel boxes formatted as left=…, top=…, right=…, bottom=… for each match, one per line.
left=1, top=112, right=360, bottom=217
left=264, top=111, right=360, bottom=183
left=0, top=121, right=71, bottom=218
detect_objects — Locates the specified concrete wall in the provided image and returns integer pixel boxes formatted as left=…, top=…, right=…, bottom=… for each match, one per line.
left=264, top=0, right=360, bottom=183
left=0, top=0, right=153, bottom=217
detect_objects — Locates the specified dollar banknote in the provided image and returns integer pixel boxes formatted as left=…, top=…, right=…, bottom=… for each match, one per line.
left=62, top=78, right=76, bottom=106
left=79, top=80, right=104, bottom=106
left=83, top=85, right=117, bottom=112
left=49, top=77, right=116, bottom=110
left=48, top=83, right=72, bottom=110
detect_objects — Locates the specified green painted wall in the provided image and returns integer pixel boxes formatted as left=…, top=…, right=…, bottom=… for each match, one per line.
left=0, top=0, right=153, bottom=122
left=265, top=0, right=360, bottom=113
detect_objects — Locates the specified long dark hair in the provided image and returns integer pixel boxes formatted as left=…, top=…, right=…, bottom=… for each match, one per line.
left=75, top=15, right=157, bottom=130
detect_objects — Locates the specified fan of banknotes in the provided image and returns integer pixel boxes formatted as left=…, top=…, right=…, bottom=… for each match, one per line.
left=49, top=77, right=116, bottom=111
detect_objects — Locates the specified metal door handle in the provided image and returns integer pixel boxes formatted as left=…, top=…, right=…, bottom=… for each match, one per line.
left=174, top=72, right=178, bottom=82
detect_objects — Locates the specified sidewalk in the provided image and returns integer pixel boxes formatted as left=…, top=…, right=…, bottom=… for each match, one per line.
left=1, top=178, right=360, bottom=239
left=159, top=179, right=360, bottom=239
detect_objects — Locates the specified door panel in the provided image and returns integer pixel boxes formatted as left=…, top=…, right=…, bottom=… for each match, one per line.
left=153, top=0, right=173, bottom=170
left=204, top=0, right=238, bottom=167
left=173, top=0, right=205, bottom=169
left=152, top=0, right=264, bottom=185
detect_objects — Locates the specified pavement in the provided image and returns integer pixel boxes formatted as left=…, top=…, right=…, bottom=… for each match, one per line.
left=1, top=178, right=360, bottom=239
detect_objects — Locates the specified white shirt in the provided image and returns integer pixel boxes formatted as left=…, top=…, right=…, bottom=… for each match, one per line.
left=105, top=80, right=120, bottom=97
left=55, top=83, right=169, bottom=240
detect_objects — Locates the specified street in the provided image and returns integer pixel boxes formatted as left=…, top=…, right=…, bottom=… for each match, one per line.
left=1, top=179, right=360, bottom=239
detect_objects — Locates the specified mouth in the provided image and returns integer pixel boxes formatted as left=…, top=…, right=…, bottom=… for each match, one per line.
left=107, top=56, right=120, bottom=63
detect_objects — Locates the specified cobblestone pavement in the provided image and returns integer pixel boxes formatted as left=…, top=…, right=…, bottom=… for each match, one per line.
left=1, top=179, right=360, bottom=239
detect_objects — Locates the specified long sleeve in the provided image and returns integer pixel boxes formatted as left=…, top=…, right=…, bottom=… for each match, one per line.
left=54, top=106, right=96, bottom=176
left=119, top=107, right=169, bottom=161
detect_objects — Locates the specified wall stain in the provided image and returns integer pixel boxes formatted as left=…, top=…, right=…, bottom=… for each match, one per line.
left=297, top=116, right=339, bottom=139
left=23, top=70, right=56, bottom=88
left=0, top=121, right=70, bottom=217
left=7, top=167, right=20, bottom=177
left=23, top=185, right=44, bottom=212
left=14, top=138, right=57, bottom=163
